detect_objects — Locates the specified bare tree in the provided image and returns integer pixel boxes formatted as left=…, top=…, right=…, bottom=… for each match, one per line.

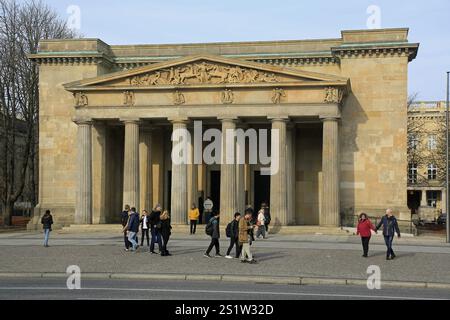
left=0, top=0, right=76, bottom=226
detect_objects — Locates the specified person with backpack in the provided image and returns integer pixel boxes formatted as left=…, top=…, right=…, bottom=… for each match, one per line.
left=160, top=210, right=172, bottom=256
left=204, top=211, right=222, bottom=258
left=356, top=212, right=375, bottom=257
left=376, top=208, right=401, bottom=260
left=239, top=211, right=257, bottom=264
left=41, top=210, right=53, bottom=247
left=225, top=212, right=241, bottom=259
left=188, top=203, right=200, bottom=235
left=123, top=207, right=140, bottom=252
left=149, top=204, right=163, bottom=254
left=120, top=205, right=131, bottom=251
left=140, top=210, right=150, bottom=247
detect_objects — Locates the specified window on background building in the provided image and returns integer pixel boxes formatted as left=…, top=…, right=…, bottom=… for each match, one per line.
left=408, top=134, right=419, bottom=150
left=428, top=135, right=437, bottom=150
left=408, top=163, right=418, bottom=184
left=427, top=191, right=438, bottom=207
left=427, top=164, right=437, bottom=180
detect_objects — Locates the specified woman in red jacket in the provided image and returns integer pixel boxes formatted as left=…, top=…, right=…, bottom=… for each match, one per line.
left=356, top=213, right=376, bottom=257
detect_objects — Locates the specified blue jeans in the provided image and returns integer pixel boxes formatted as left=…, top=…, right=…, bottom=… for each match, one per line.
left=384, top=235, right=395, bottom=257
left=128, top=231, right=138, bottom=250
left=44, top=228, right=50, bottom=246
left=150, top=228, right=162, bottom=252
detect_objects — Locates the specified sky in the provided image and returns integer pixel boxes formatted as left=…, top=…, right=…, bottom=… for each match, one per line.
left=35, top=0, right=450, bottom=100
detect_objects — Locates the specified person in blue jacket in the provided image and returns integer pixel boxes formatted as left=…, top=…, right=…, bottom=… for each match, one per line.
left=124, top=207, right=140, bottom=252
left=376, top=208, right=401, bottom=260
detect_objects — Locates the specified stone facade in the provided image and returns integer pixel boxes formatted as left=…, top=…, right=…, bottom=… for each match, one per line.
left=27, top=28, right=419, bottom=229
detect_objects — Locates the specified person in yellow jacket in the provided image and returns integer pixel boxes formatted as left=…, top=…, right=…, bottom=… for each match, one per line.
left=188, top=203, right=200, bottom=234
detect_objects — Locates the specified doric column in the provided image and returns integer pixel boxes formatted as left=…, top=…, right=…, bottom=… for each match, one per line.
left=270, top=118, right=288, bottom=226
left=122, top=118, right=140, bottom=211
left=286, top=124, right=296, bottom=225
left=188, top=127, right=198, bottom=209
left=170, top=120, right=188, bottom=224
left=75, top=119, right=93, bottom=224
left=321, top=117, right=340, bottom=226
left=220, top=118, right=237, bottom=223
left=236, top=123, right=246, bottom=214
left=140, top=128, right=153, bottom=212
left=92, top=122, right=106, bottom=224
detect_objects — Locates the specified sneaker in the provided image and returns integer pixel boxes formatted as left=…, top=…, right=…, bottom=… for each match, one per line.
left=150, top=251, right=158, bottom=254
left=386, top=256, right=391, bottom=260
left=204, top=253, right=212, bottom=258
left=248, top=259, right=258, bottom=264
left=391, top=254, right=396, bottom=259
left=225, top=255, right=233, bottom=259
left=362, top=254, right=368, bottom=258
left=215, top=253, right=223, bottom=258
left=240, top=260, right=247, bottom=263
left=124, top=248, right=129, bottom=252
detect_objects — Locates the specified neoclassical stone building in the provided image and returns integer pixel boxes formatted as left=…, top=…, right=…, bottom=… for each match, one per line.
left=27, top=28, right=419, bottom=229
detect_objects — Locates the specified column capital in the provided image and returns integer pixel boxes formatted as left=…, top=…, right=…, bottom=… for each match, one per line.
left=218, top=117, right=238, bottom=123
left=120, top=117, right=141, bottom=124
left=72, top=117, right=93, bottom=125
left=168, top=117, right=189, bottom=125
left=268, top=116, right=289, bottom=123
left=320, top=116, right=340, bottom=122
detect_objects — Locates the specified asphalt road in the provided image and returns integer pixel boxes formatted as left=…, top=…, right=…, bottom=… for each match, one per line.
left=0, top=277, right=449, bottom=300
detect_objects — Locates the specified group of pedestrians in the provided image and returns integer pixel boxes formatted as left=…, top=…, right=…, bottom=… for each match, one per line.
left=121, top=204, right=172, bottom=256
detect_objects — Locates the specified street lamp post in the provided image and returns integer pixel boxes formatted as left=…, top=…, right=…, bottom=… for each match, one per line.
left=446, top=71, right=450, bottom=243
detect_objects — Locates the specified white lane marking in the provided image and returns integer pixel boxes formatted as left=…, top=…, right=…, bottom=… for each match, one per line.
left=0, top=286, right=446, bottom=300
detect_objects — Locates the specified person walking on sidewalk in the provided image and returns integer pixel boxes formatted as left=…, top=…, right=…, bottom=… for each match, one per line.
left=376, top=208, right=401, bottom=260
left=239, top=211, right=257, bottom=264
left=160, top=210, right=172, bottom=256
left=41, top=210, right=53, bottom=247
left=188, top=203, right=200, bottom=235
left=225, top=212, right=241, bottom=259
left=140, top=210, right=150, bottom=247
left=255, top=209, right=267, bottom=239
left=204, top=211, right=222, bottom=258
left=124, top=207, right=140, bottom=252
left=262, top=202, right=271, bottom=234
left=120, top=205, right=131, bottom=251
left=149, top=204, right=163, bottom=254
left=356, top=212, right=375, bottom=257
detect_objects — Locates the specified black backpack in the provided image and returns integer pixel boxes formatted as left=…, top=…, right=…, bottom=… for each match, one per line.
left=205, top=219, right=214, bottom=236
left=225, top=221, right=232, bottom=238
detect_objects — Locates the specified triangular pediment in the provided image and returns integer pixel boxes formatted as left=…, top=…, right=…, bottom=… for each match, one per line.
left=64, top=55, right=348, bottom=90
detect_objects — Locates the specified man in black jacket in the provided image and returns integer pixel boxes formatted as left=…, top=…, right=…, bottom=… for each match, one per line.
left=149, top=204, right=163, bottom=254
left=204, top=211, right=222, bottom=258
left=225, top=212, right=241, bottom=259
left=376, top=208, right=401, bottom=260
left=124, top=207, right=140, bottom=252
left=120, top=205, right=131, bottom=251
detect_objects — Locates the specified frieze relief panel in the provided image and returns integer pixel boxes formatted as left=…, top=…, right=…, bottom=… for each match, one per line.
left=106, top=61, right=303, bottom=87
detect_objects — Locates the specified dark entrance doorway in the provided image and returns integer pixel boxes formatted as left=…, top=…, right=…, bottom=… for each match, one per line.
left=254, top=170, right=270, bottom=211
left=210, top=170, right=221, bottom=212
left=167, top=170, right=172, bottom=212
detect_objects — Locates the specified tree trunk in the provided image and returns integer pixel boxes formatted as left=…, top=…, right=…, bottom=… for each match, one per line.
left=2, top=201, right=13, bottom=226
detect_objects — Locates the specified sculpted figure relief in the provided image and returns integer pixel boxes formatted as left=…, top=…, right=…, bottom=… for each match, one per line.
left=127, top=62, right=280, bottom=86
left=271, top=88, right=286, bottom=104
left=324, top=87, right=343, bottom=104
left=221, top=89, right=234, bottom=104
left=173, top=90, right=186, bottom=105
left=74, top=92, right=88, bottom=107
left=123, top=91, right=135, bottom=106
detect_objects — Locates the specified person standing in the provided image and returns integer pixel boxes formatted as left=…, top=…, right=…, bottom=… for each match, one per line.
left=124, top=207, right=140, bottom=252
left=376, top=208, right=401, bottom=260
left=120, top=205, right=131, bottom=251
left=239, top=211, right=257, bottom=264
left=140, top=210, right=150, bottom=247
left=188, top=203, right=200, bottom=235
left=204, top=211, right=222, bottom=258
left=262, top=202, right=271, bottom=234
left=255, top=209, right=266, bottom=239
left=225, top=212, right=241, bottom=259
left=356, top=212, right=375, bottom=257
left=160, top=210, right=172, bottom=256
left=149, top=204, right=163, bottom=254
left=41, top=210, right=53, bottom=247
left=203, top=197, right=213, bottom=224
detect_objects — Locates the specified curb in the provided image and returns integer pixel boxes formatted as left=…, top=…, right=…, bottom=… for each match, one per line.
left=1, top=272, right=450, bottom=289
